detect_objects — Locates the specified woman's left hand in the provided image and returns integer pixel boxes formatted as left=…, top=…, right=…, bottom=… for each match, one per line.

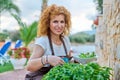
left=68, top=50, right=73, bottom=58
left=48, top=55, right=65, bottom=66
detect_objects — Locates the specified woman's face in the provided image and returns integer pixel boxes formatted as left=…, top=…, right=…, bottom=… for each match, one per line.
left=50, top=14, right=65, bottom=36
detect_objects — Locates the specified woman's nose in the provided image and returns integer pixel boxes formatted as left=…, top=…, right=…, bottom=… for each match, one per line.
left=58, top=22, right=63, bottom=28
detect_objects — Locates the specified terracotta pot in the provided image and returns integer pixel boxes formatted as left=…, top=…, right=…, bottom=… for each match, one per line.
left=93, top=17, right=98, bottom=25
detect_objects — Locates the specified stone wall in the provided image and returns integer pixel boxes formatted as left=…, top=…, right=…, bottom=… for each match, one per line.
left=95, top=0, right=120, bottom=80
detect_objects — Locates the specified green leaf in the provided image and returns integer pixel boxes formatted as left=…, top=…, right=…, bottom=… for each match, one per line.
left=12, top=14, right=37, bottom=47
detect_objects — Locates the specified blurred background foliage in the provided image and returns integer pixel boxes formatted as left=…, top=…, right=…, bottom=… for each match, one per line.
left=93, top=0, right=103, bottom=14
left=69, top=32, right=95, bottom=44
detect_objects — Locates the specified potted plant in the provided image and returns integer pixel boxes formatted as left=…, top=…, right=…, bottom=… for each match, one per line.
left=7, top=47, right=30, bottom=69
left=73, top=52, right=97, bottom=64
left=93, top=16, right=98, bottom=25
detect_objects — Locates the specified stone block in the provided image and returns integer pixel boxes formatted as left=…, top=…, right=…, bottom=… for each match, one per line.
left=117, top=26, right=120, bottom=34
left=115, top=9, right=119, bottom=18
left=115, top=0, right=119, bottom=9
left=115, top=20, right=120, bottom=27
left=119, top=27, right=120, bottom=34
left=103, top=0, right=111, bottom=5
left=108, top=6, right=112, bottom=19
left=98, top=15, right=103, bottom=25
left=114, top=62, right=120, bottom=80
left=107, top=26, right=110, bottom=35
left=116, top=0, right=120, bottom=7
left=110, top=18, right=114, bottom=27
left=117, top=0, right=120, bottom=3
left=116, top=43, right=120, bottom=60
left=119, top=3, right=120, bottom=8
left=112, top=1, right=116, bottom=13
left=111, top=8, right=114, bottom=17
left=116, top=13, right=120, bottom=24
left=109, top=53, right=115, bottom=68
left=103, top=5, right=110, bottom=17
left=112, top=27, right=118, bottom=37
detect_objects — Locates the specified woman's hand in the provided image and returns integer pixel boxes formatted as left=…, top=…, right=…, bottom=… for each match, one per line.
left=48, top=55, right=64, bottom=66
left=68, top=50, right=73, bottom=58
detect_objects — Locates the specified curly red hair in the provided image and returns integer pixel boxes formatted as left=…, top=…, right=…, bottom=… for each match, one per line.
left=37, top=4, right=71, bottom=37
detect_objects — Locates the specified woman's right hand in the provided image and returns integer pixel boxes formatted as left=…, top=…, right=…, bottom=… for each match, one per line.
left=48, top=55, right=65, bottom=66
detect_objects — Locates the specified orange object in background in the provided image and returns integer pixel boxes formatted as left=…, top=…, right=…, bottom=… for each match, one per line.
left=0, top=42, right=5, bottom=48
left=93, top=17, right=98, bottom=25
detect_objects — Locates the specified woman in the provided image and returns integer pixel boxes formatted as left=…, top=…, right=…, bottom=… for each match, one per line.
left=25, top=4, right=72, bottom=80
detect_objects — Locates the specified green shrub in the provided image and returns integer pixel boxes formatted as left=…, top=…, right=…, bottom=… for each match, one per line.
left=42, top=63, right=112, bottom=80
left=9, top=30, right=21, bottom=41
left=69, top=32, right=95, bottom=44
left=0, top=33, right=8, bottom=41
left=0, top=62, right=14, bottom=73
left=88, top=34, right=95, bottom=42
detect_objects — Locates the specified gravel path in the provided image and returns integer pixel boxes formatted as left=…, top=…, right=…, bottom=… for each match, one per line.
left=0, top=69, right=27, bottom=80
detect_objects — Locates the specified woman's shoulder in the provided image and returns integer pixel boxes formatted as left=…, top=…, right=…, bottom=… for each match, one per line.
left=34, top=36, right=48, bottom=50
left=63, top=36, right=69, bottom=41
left=36, top=36, right=47, bottom=39
left=35, top=36, right=48, bottom=42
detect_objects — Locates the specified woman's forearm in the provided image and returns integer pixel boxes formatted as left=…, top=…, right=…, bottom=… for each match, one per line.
left=26, top=58, right=44, bottom=72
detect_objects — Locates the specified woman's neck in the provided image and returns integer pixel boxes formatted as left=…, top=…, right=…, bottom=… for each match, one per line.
left=51, top=33, right=62, bottom=45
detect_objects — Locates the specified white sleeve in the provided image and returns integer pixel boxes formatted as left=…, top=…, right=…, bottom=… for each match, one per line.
left=35, top=37, right=47, bottom=51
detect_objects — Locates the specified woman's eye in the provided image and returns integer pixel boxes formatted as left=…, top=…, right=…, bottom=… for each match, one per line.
left=53, top=20, right=58, bottom=23
left=61, top=21, right=65, bottom=23
left=53, top=20, right=65, bottom=23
